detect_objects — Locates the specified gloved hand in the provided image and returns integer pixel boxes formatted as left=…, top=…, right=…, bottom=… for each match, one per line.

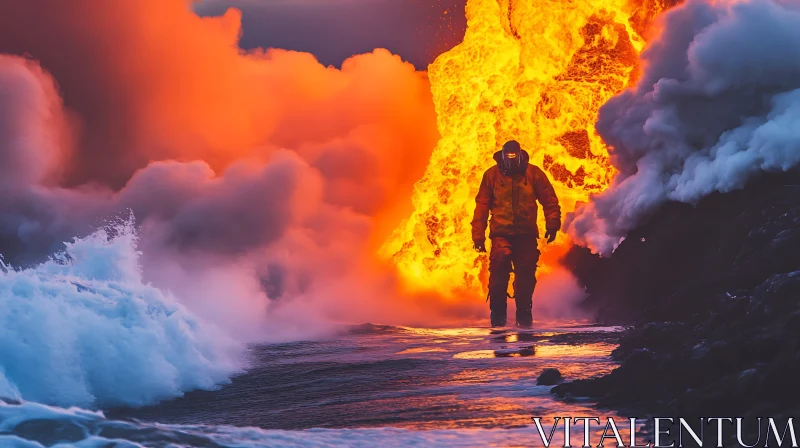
left=544, top=229, right=558, bottom=244
left=473, top=240, right=487, bottom=253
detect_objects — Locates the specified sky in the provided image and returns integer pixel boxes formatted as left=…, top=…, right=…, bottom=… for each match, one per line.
left=195, top=0, right=467, bottom=68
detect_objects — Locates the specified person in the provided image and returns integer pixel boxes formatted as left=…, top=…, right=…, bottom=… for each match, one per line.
left=471, top=140, right=561, bottom=328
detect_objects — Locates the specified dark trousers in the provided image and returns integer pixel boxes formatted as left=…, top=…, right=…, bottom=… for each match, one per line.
left=488, top=235, right=540, bottom=325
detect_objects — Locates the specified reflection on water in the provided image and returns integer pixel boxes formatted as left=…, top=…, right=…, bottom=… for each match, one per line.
left=532, top=342, right=616, bottom=358
left=396, top=347, right=450, bottom=355
left=453, top=350, right=496, bottom=359
left=453, top=346, right=538, bottom=359
left=110, top=323, right=626, bottom=445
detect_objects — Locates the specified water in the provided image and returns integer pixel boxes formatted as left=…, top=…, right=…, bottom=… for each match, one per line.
left=0, top=224, right=240, bottom=409
left=0, top=225, right=629, bottom=447
left=109, top=324, right=621, bottom=432
left=1, top=324, right=627, bottom=447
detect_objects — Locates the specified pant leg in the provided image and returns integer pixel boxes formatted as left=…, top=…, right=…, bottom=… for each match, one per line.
left=488, top=236, right=513, bottom=321
left=511, top=235, right=540, bottom=326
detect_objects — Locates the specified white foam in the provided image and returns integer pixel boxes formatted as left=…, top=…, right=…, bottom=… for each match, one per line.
left=0, top=399, right=570, bottom=447
left=0, top=398, right=637, bottom=448
left=0, top=222, right=242, bottom=408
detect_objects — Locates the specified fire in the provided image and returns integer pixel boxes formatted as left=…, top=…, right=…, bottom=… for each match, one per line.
left=382, top=0, right=665, bottom=297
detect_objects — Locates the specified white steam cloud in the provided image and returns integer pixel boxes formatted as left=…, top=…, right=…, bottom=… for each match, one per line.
left=566, top=0, right=800, bottom=255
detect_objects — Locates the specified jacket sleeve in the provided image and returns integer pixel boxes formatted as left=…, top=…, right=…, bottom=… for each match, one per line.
left=471, top=170, right=492, bottom=242
left=533, top=168, right=561, bottom=231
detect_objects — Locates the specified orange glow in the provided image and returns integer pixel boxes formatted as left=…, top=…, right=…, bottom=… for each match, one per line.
left=452, top=342, right=615, bottom=359
left=0, top=1, right=439, bottom=210
left=383, top=0, right=666, bottom=298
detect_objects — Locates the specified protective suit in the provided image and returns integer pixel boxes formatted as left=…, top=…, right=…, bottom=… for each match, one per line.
left=471, top=140, right=561, bottom=327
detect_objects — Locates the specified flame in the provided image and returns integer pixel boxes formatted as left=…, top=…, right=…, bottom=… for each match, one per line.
left=382, top=0, right=666, bottom=298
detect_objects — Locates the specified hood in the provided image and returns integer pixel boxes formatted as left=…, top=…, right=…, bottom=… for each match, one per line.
left=493, top=149, right=530, bottom=175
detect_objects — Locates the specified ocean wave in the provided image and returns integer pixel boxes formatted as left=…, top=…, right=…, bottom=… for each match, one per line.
left=0, top=223, right=242, bottom=409
left=0, top=399, right=547, bottom=448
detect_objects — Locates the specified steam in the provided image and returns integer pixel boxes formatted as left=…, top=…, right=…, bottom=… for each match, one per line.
left=0, top=0, right=451, bottom=341
left=532, top=267, right=591, bottom=321
left=566, top=0, right=800, bottom=255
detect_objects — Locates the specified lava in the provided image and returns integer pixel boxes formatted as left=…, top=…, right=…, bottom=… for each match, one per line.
left=382, top=0, right=666, bottom=298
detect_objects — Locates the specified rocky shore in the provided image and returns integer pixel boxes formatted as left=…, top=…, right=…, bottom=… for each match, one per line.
left=556, top=169, right=800, bottom=420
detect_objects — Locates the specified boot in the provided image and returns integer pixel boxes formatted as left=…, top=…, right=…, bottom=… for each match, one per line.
left=489, top=293, right=507, bottom=327
left=515, top=296, right=533, bottom=328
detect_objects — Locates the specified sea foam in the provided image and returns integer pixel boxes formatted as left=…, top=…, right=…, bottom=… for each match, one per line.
left=0, top=222, right=241, bottom=408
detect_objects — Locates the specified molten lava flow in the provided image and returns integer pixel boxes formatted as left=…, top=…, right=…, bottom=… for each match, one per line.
left=382, top=0, right=665, bottom=298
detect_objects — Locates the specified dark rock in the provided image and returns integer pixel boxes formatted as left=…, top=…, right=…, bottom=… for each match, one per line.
left=555, top=269, right=800, bottom=419
left=562, top=169, right=800, bottom=325
left=537, top=368, right=563, bottom=385
left=553, top=168, right=800, bottom=429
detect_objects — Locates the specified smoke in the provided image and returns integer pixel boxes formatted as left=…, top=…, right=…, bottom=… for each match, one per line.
left=532, top=267, right=591, bottom=322
left=0, top=0, right=445, bottom=340
left=0, top=0, right=437, bottom=187
left=566, top=0, right=800, bottom=255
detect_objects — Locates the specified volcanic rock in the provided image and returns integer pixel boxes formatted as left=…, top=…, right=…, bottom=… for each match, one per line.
left=537, top=368, right=563, bottom=385
left=555, top=168, right=800, bottom=425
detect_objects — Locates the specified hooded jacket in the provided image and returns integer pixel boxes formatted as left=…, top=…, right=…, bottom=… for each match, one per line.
left=471, top=150, right=561, bottom=242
